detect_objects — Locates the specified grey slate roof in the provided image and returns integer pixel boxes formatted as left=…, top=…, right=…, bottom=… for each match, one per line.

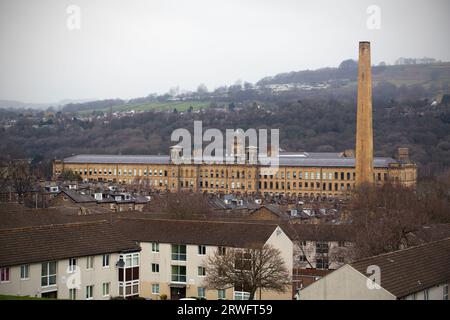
left=63, top=154, right=170, bottom=164
left=60, top=189, right=96, bottom=203
left=0, top=221, right=140, bottom=267
left=350, top=237, right=450, bottom=298
left=63, top=152, right=399, bottom=168
left=278, top=152, right=397, bottom=168
left=115, top=218, right=281, bottom=248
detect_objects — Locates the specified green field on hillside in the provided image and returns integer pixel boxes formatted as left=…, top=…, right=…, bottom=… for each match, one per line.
left=80, top=101, right=211, bottom=115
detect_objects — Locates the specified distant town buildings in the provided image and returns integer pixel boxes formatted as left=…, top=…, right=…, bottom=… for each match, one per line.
left=395, top=57, right=440, bottom=65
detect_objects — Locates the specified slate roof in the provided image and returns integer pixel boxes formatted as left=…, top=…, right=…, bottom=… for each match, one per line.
left=62, top=152, right=399, bottom=168
left=283, top=223, right=355, bottom=242
left=254, top=204, right=287, bottom=218
left=58, top=189, right=96, bottom=203
left=278, top=153, right=397, bottom=168
left=114, top=218, right=281, bottom=248
left=63, top=154, right=170, bottom=164
left=0, top=220, right=140, bottom=267
left=350, top=237, right=450, bottom=298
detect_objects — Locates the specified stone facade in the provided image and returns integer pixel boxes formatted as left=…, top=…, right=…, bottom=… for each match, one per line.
left=53, top=151, right=417, bottom=198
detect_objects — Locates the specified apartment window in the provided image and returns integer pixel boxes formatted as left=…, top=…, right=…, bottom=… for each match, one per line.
left=198, top=287, right=206, bottom=299
left=41, top=261, right=57, bottom=287
left=68, top=258, right=77, bottom=273
left=171, top=244, right=187, bottom=261
left=1, top=267, right=10, bottom=282
left=218, top=289, right=226, bottom=300
left=171, top=265, right=186, bottom=283
left=124, top=253, right=139, bottom=268
left=152, top=242, right=160, bottom=253
left=316, top=258, right=329, bottom=270
left=198, top=245, right=206, bottom=255
left=86, top=285, right=94, bottom=300
left=119, top=280, right=139, bottom=297
left=86, top=256, right=94, bottom=270
left=218, top=246, right=226, bottom=256
left=118, top=253, right=140, bottom=298
left=444, top=283, right=448, bottom=300
left=316, top=242, right=329, bottom=254
left=198, top=266, right=206, bottom=277
left=102, top=282, right=110, bottom=297
left=69, top=288, right=77, bottom=300
left=152, top=284, right=160, bottom=294
left=152, top=263, right=159, bottom=273
left=234, top=291, right=250, bottom=300
left=20, top=265, right=30, bottom=280
left=338, top=241, right=345, bottom=247
left=102, top=254, right=110, bottom=267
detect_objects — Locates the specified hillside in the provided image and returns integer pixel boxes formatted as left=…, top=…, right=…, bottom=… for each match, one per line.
left=59, top=62, right=450, bottom=114
left=257, top=62, right=450, bottom=92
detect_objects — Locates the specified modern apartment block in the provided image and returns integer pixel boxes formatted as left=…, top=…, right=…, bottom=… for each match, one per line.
left=0, top=221, right=141, bottom=299
left=0, top=216, right=295, bottom=300
left=115, top=218, right=294, bottom=300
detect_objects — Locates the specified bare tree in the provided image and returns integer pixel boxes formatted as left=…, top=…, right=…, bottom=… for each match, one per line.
left=150, top=191, right=211, bottom=219
left=204, top=244, right=290, bottom=300
left=6, top=160, right=34, bottom=203
left=286, top=223, right=354, bottom=270
left=349, top=182, right=429, bottom=259
left=0, top=160, right=8, bottom=191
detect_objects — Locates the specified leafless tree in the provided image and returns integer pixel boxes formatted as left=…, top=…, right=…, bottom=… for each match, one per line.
left=349, top=182, right=430, bottom=259
left=286, top=222, right=354, bottom=270
left=416, top=169, right=450, bottom=224
left=0, top=160, right=8, bottom=191
left=150, top=191, right=211, bottom=218
left=5, top=160, right=34, bottom=203
left=204, top=244, right=291, bottom=300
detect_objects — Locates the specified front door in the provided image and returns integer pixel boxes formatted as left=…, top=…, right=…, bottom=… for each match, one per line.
left=170, top=287, right=186, bottom=300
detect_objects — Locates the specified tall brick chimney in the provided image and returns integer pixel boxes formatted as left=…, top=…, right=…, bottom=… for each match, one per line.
left=355, top=41, right=374, bottom=186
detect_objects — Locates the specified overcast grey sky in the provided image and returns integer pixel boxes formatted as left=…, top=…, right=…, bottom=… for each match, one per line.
left=0, top=0, right=449, bottom=103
